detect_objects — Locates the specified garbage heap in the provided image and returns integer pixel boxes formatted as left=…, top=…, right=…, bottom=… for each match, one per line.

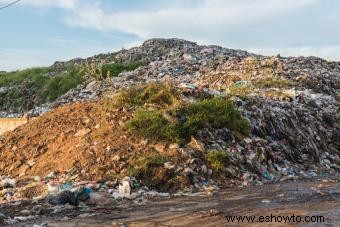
left=0, top=82, right=338, bottom=189
left=0, top=39, right=338, bottom=224
left=39, top=40, right=339, bottom=115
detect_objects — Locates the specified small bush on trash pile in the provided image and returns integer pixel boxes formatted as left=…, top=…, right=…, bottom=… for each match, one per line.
left=127, top=153, right=187, bottom=191
left=101, top=62, right=143, bottom=78
left=128, top=153, right=167, bottom=177
left=255, top=77, right=291, bottom=88
left=40, top=67, right=84, bottom=101
left=205, top=150, right=230, bottom=172
left=0, top=67, right=52, bottom=87
left=126, top=109, right=169, bottom=141
left=0, top=66, right=84, bottom=110
left=227, top=82, right=253, bottom=97
left=126, top=97, right=250, bottom=144
left=103, top=82, right=182, bottom=110
left=179, top=97, right=250, bottom=135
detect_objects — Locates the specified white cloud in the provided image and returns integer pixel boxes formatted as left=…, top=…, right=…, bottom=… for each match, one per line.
left=20, top=0, right=79, bottom=9
left=60, top=0, right=340, bottom=60
left=64, top=0, right=318, bottom=39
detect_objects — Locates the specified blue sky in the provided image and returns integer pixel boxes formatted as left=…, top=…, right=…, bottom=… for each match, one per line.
left=1, top=0, right=340, bottom=71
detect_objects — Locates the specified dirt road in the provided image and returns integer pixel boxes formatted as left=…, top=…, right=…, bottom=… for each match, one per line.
left=17, top=178, right=339, bottom=227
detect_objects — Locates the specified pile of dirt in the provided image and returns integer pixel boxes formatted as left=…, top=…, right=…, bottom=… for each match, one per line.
left=0, top=98, right=214, bottom=191
left=0, top=102, right=160, bottom=179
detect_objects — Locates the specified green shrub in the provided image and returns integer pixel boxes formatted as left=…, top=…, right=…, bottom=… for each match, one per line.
left=128, top=153, right=167, bottom=177
left=101, top=62, right=143, bottom=78
left=0, top=67, right=52, bottom=87
left=0, top=68, right=51, bottom=111
left=126, top=97, right=250, bottom=144
left=103, top=82, right=181, bottom=110
left=126, top=109, right=169, bottom=140
left=179, top=97, right=251, bottom=135
left=205, top=150, right=230, bottom=172
left=0, top=87, right=26, bottom=109
left=39, top=68, right=84, bottom=101
left=162, top=121, right=185, bottom=144
left=126, top=108, right=185, bottom=144
left=0, top=66, right=84, bottom=111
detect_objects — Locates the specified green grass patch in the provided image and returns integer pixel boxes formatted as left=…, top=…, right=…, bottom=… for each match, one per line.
left=0, top=87, right=29, bottom=110
left=39, top=68, right=84, bottom=101
left=205, top=150, right=230, bottom=173
left=101, top=62, right=143, bottom=78
left=128, top=153, right=167, bottom=177
left=103, top=82, right=181, bottom=110
left=126, top=109, right=169, bottom=140
left=0, top=67, right=53, bottom=87
left=227, top=81, right=253, bottom=97
left=0, top=66, right=84, bottom=111
left=178, top=97, right=250, bottom=135
left=126, top=97, right=250, bottom=144
left=127, top=152, right=181, bottom=191
left=254, top=77, right=291, bottom=89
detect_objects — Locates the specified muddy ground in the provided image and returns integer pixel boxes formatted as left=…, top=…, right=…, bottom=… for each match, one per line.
left=12, top=178, right=339, bottom=226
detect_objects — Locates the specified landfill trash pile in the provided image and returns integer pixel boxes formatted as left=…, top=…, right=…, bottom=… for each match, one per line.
left=1, top=38, right=254, bottom=117
left=199, top=56, right=339, bottom=96
left=34, top=40, right=339, bottom=116
left=2, top=39, right=339, bottom=118
left=53, top=38, right=251, bottom=69
left=0, top=81, right=338, bottom=187
left=0, top=38, right=338, bottom=225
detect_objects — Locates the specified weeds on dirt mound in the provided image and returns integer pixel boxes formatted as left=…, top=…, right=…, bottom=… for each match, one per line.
left=103, top=82, right=182, bottom=110
left=128, top=153, right=167, bottom=177
left=127, top=152, right=176, bottom=190
left=205, top=150, right=230, bottom=173
left=127, top=152, right=191, bottom=191
left=126, top=96, right=250, bottom=145
left=178, top=97, right=250, bottom=135
left=125, top=109, right=169, bottom=141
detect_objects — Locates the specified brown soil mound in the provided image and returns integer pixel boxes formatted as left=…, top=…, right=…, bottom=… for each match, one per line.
left=0, top=101, right=183, bottom=183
